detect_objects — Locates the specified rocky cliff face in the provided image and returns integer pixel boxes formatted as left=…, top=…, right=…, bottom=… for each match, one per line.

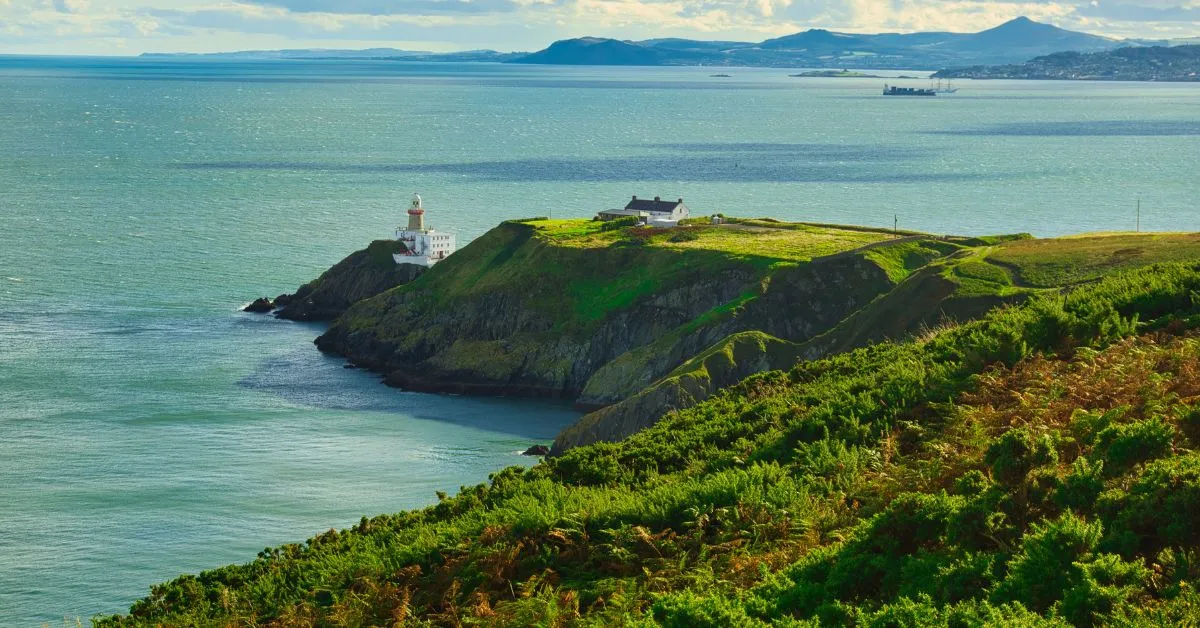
left=554, top=331, right=802, bottom=453
left=273, top=240, right=426, bottom=322
left=554, top=260, right=1030, bottom=453
left=573, top=254, right=898, bottom=408
left=316, top=222, right=773, bottom=398
left=314, top=222, right=997, bottom=455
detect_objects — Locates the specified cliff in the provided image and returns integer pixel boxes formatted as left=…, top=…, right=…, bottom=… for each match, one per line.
left=272, top=223, right=1200, bottom=458
left=314, top=219, right=946, bottom=407
left=266, top=240, right=426, bottom=322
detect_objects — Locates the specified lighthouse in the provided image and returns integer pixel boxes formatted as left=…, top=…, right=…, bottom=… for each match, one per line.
left=407, top=194, right=426, bottom=231
left=394, top=194, right=456, bottom=267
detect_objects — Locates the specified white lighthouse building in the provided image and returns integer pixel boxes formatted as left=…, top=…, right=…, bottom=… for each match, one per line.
left=394, top=194, right=456, bottom=267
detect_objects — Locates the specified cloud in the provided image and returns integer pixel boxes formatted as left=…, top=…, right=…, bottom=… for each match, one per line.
left=0, top=0, right=1197, bottom=55
left=242, top=0, right=522, bottom=15
left=52, top=0, right=90, bottom=12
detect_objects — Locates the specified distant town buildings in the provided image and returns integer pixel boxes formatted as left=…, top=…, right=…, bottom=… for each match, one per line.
left=394, top=194, right=456, bottom=267
left=598, top=196, right=690, bottom=226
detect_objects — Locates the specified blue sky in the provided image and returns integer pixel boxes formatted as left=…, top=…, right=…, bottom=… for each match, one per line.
left=0, top=0, right=1195, bottom=55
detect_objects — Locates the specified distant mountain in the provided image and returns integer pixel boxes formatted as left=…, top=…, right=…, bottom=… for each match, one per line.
left=758, top=29, right=877, bottom=52
left=935, top=44, right=1200, bottom=81
left=140, top=48, right=522, bottom=62
left=943, top=16, right=1114, bottom=56
left=138, top=17, right=1193, bottom=72
left=513, top=17, right=1132, bottom=69
left=638, top=38, right=751, bottom=52
left=510, top=37, right=686, bottom=65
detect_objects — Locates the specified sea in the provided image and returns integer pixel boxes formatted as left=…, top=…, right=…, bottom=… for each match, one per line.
left=0, top=56, right=1197, bottom=625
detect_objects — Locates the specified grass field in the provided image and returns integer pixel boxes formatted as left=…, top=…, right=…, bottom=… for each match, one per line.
left=521, top=219, right=895, bottom=263
left=989, top=232, right=1200, bottom=288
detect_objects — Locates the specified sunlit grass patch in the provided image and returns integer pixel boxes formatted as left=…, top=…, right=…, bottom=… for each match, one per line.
left=989, top=232, right=1200, bottom=288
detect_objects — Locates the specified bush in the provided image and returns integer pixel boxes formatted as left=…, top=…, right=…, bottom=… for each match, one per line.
left=1099, top=454, right=1200, bottom=558
left=992, top=513, right=1104, bottom=612
left=1054, top=457, right=1106, bottom=512
left=1178, top=405, right=1200, bottom=446
left=985, top=429, right=1058, bottom=487
left=1093, top=419, right=1174, bottom=476
left=669, top=229, right=701, bottom=243
left=1059, top=553, right=1149, bottom=627
left=651, top=591, right=763, bottom=627
left=599, top=216, right=640, bottom=232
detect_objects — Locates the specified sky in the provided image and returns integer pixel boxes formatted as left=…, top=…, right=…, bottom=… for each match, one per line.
left=0, top=0, right=1195, bottom=55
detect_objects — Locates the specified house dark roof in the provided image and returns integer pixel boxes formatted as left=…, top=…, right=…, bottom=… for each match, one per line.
left=625, top=196, right=685, bottom=214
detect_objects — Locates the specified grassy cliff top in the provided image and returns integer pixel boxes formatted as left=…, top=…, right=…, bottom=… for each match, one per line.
left=988, top=232, right=1200, bottom=288
left=520, top=218, right=898, bottom=263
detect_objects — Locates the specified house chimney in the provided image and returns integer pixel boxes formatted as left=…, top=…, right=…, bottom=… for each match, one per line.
left=632, top=195, right=637, bottom=201
left=678, top=198, right=683, bottom=203
left=654, top=196, right=661, bottom=202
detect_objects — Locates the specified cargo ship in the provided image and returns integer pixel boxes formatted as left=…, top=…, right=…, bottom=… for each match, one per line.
left=883, top=84, right=936, bottom=97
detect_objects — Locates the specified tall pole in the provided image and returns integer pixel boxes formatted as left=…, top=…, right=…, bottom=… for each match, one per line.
left=894, top=214, right=898, bottom=238
left=1136, top=198, right=1140, bottom=233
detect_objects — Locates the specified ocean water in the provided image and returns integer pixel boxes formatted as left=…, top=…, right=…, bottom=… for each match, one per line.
left=0, top=57, right=1197, bottom=624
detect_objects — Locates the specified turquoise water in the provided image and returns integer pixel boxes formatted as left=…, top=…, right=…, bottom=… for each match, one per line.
left=0, top=57, right=1197, bottom=624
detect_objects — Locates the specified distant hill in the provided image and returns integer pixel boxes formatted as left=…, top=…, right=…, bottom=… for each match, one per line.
left=945, top=16, right=1113, bottom=56
left=140, top=49, right=523, bottom=62
left=936, top=45, right=1200, bottom=81
left=513, top=17, right=1131, bottom=69
left=511, top=37, right=682, bottom=66
left=138, top=18, right=1196, bottom=72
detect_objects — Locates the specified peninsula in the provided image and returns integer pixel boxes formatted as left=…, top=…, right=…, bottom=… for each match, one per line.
left=936, top=44, right=1200, bottom=81
left=105, top=213, right=1200, bottom=625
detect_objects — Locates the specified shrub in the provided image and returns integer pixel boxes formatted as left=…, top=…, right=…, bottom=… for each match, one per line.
left=1068, top=407, right=1125, bottom=447
left=985, top=429, right=1058, bottom=487
left=1059, top=553, right=1150, bottom=627
left=992, top=513, right=1104, bottom=613
left=599, top=216, right=640, bottom=232
left=1093, top=419, right=1174, bottom=477
left=1054, top=457, right=1106, bottom=512
left=1099, top=454, right=1200, bottom=558
left=669, top=229, right=701, bottom=243
left=1178, top=405, right=1200, bottom=446
left=651, top=591, right=764, bottom=628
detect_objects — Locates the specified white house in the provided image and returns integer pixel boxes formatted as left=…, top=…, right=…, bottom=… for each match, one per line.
left=394, top=194, right=456, bottom=267
left=598, top=196, right=690, bottom=226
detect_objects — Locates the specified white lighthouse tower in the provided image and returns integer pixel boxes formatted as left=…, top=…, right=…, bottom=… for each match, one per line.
left=393, top=194, right=456, bottom=267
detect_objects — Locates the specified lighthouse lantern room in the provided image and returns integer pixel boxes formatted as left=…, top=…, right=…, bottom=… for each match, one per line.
left=394, top=194, right=456, bottom=267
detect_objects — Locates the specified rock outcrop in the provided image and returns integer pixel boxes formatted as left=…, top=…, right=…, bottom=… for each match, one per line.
left=243, top=297, right=275, bottom=313
left=272, top=240, right=426, bottom=322
left=317, top=222, right=771, bottom=398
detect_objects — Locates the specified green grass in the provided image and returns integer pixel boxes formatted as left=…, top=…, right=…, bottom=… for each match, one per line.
left=521, top=218, right=895, bottom=263
left=989, top=232, right=1200, bottom=288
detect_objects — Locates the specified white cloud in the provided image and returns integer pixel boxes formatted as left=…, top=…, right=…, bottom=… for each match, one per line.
left=0, top=0, right=1196, bottom=54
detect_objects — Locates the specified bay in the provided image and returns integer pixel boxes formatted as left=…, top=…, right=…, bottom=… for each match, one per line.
left=0, top=57, right=1196, bottom=624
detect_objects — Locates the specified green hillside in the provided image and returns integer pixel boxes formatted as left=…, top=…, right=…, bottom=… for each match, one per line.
left=314, top=217, right=936, bottom=403
left=101, top=233, right=1200, bottom=625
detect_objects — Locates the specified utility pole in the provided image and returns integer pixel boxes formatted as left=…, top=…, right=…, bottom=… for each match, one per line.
left=1136, top=198, right=1140, bottom=233
left=894, top=214, right=898, bottom=238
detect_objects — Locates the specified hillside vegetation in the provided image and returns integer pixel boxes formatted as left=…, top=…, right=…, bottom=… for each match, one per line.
left=936, top=45, right=1200, bottom=82
left=102, top=258, right=1200, bottom=626
left=313, top=218, right=940, bottom=410
left=554, top=231, right=1200, bottom=452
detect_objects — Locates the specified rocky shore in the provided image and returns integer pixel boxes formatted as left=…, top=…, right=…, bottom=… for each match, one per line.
left=244, top=240, right=425, bottom=321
